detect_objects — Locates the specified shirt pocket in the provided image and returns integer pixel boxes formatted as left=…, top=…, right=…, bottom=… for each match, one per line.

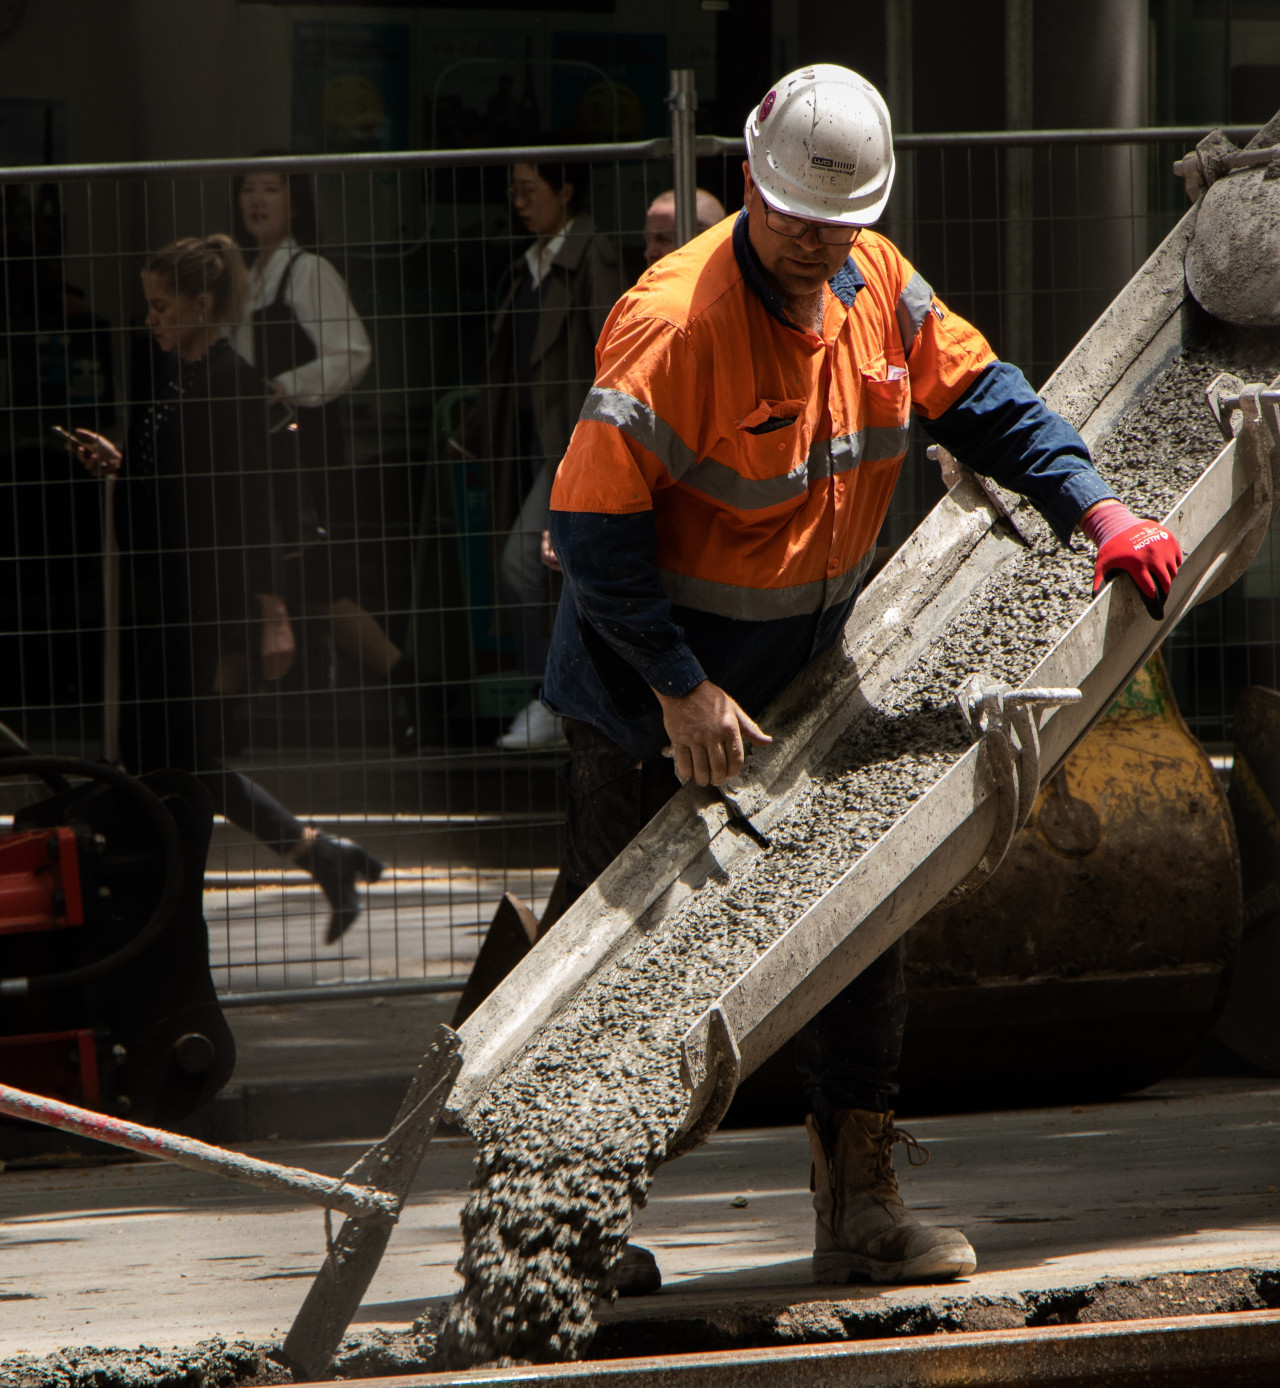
left=734, top=396, right=811, bottom=467
left=858, top=354, right=911, bottom=431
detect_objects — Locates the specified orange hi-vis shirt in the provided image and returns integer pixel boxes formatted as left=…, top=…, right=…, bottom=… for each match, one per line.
left=550, top=212, right=995, bottom=623
left=545, top=210, right=1111, bottom=759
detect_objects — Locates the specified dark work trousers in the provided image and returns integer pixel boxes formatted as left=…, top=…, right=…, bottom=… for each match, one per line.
left=548, top=718, right=908, bottom=1126
left=119, top=621, right=306, bottom=855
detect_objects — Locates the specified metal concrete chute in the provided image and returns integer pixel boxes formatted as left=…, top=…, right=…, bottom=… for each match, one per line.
left=450, top=133, right=1280, bottom=1144
left=676, top=369, right=1280, bottom=1145
left=444, top=466, right=1033, bottom=1122
left=1179, top=107, right=1280, bottom=327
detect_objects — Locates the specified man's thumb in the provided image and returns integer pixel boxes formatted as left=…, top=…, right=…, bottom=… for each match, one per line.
left=737, top=710, right=772, bottom=746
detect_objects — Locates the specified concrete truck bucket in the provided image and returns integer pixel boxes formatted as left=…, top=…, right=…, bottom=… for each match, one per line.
left=1179, top=107, right=1280, bottom=327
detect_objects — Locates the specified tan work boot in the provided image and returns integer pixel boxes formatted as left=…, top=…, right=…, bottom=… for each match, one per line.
left=806, top=1108, right=976, bottom=1284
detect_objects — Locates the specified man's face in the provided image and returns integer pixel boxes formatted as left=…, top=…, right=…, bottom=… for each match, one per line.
left=743, top=163, right=851, bottom=299
left=643, top=200, right=676, bottom=266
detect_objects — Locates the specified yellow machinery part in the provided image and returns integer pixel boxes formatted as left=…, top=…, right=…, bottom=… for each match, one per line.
left=1212, top=684, right=1280, bottom=1073
left=896, top=651, right=1242, bottom=1105
left=728, top=653, right=1243, bottom=1119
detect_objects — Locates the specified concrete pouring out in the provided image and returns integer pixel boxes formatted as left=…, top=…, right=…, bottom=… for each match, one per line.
left=437, top=325, right=1280, bottom=1369
left=3, top=1072, right=1280, bottom=1384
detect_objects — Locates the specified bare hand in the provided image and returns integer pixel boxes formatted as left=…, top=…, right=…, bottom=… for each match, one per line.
left=258, top=593, right=297, bottom=682
left=267, top=378, right=289, bottom=403
left=655, top=680, right=771, bottom=787
left=540, top=529, right=561, bottom=572
left=70, top=429, right=122, bottom=477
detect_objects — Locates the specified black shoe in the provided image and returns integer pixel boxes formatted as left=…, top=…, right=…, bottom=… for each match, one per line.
left=297, top=832, right=386, bottom=944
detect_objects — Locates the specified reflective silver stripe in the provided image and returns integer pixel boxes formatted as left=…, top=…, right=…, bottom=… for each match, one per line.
left=585, top=387, right=908, bottom=510
left=580, top=386, right=697, bottom=480
left=812, top=427, right=909, bottom=473
left=658, top=548, right=875, bottom=622
left=863, top=423, right=911, bottom=461
left=680, top=454, right=810, bottom=510
left=895, top=271, right=935, bottom=356
left=828, top=550, right=876, bottom=607
left=807, top=434, right=847, bottom=481
left=670, top=426, right=909, bottom=511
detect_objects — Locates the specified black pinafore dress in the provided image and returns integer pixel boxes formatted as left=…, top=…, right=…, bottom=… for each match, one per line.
left=251, top=252, right=355, bottom=605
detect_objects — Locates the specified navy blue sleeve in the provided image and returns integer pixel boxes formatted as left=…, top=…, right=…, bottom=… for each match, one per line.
left=922, top=360, right=1116, bottom=545
left=549, top=509, right=707, bottom=697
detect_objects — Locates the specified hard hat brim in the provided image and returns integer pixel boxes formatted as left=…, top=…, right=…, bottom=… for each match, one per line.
left=743, top=65, right=896, bottom=227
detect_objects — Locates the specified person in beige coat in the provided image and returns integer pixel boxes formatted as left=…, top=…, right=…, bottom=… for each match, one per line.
left=458, top=156, right=624, bottom=749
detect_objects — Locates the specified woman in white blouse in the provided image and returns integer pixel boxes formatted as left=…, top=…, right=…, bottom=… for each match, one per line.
left=230, top=162, right=432, bottom=751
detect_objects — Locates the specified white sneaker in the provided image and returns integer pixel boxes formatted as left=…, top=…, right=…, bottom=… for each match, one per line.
left=495, top=698, right=567, bottom=750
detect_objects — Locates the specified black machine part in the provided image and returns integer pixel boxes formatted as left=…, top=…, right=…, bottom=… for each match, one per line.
left=0, top=761, right=235, bottom=1133
left=0, top=755, right=183, bottom=996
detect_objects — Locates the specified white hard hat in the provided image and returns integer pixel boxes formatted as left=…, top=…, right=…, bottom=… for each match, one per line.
left=744, top=65, right=895, bottom=226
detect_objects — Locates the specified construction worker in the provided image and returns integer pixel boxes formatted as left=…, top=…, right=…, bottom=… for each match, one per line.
left=642, top=186, right=728, bottom=266
left=542, top=65, right=1183, bottom=1288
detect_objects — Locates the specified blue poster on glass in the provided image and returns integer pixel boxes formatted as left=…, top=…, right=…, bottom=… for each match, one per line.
left=292, top=21, right=412, bottom=153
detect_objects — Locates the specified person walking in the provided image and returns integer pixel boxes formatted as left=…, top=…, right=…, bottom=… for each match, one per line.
left=458, top=153, right=624, bottom=750
left=230, top=162, right=439, bottom=752
left=540, top=66, right=1183, bottom=1288
left=70, top=235, right=384, bottom=944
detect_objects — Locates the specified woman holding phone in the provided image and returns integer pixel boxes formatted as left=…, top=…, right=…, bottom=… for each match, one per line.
left=69, top=234, right=383, bottom=944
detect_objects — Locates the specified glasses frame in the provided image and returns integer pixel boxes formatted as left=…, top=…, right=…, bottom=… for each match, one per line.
left=762, top=206, right=863, bottom=247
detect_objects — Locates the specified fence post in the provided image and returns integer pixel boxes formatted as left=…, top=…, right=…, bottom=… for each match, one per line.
left=885, top=0, right=915, bottom=262
left=1004, top=0, right=1034, bottom=374
left=102, top=474, right=120, bottom=764
left=668, top=69, right=698, bottom=250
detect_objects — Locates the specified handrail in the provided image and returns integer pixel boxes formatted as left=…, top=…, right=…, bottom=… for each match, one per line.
left=0, top=140, right=675, bottom=185
left=701, top=126, right=1261, bottom=156
left=0, top=126, right=1260, bottom=186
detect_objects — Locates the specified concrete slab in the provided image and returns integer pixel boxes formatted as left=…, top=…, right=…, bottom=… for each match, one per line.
left=3, top=1079, right=1278, bottom=1361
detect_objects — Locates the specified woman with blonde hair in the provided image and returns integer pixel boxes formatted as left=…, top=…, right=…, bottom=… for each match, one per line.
left=69, top=234, right=383, bottom=943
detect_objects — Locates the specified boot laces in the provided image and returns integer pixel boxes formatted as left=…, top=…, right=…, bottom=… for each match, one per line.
left=873, top=1118, right=929, bottom=1189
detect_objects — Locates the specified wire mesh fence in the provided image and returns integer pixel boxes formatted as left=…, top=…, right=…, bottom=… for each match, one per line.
left=0, top=120, right=1274, bottom=999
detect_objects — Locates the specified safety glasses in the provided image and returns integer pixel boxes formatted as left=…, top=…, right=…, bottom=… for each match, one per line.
left=763, top=207, right=863, bottom=247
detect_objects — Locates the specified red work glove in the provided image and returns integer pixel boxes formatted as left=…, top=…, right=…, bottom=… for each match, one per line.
left=1081, top=502, right=1183, bottom=620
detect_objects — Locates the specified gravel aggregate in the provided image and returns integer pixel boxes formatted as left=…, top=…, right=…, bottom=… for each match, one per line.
left=440, top=328, right=1280, bottom=1369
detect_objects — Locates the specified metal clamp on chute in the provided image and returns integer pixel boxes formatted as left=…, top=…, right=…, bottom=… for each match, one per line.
left=670, top=1005, right=742, bottom=1161
left=947, top=677, right=1082, bottom=899
left=1191, top=376, right=1280, bottom=609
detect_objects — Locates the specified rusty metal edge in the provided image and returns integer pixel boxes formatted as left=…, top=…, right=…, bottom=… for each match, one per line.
left=291, top=1308, right=1280, bottom=1386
